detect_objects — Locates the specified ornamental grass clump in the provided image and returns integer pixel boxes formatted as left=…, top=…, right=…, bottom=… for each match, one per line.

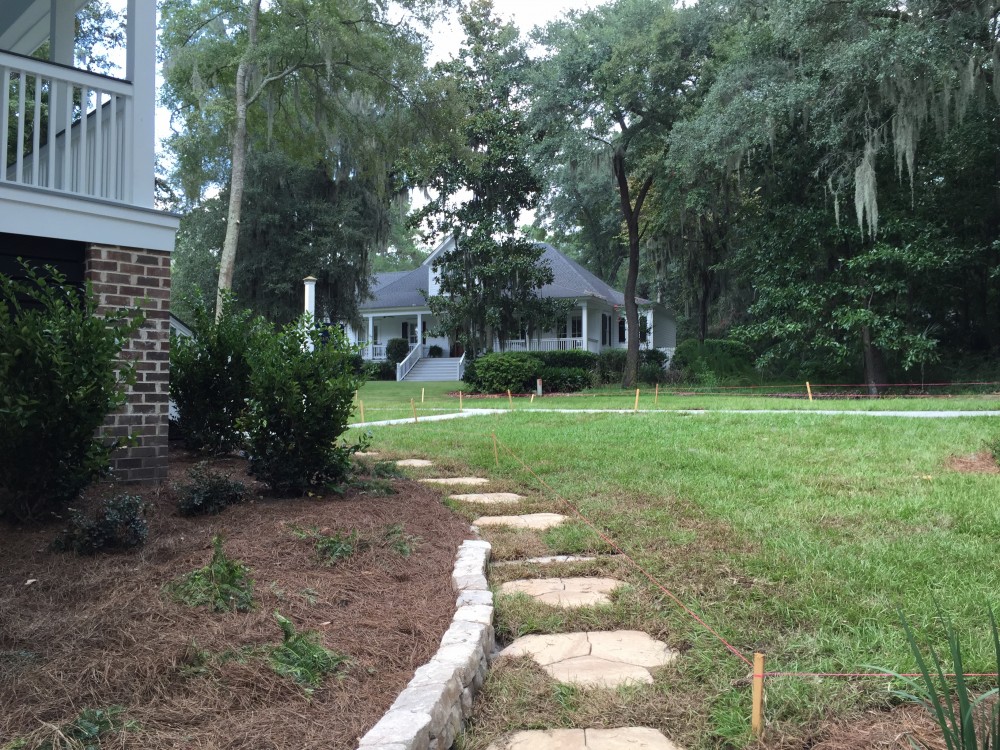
left=889, top=608, right=1000, bottom=749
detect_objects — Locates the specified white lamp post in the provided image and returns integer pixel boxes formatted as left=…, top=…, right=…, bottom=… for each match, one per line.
left=303, top=276, right=317, bottom=351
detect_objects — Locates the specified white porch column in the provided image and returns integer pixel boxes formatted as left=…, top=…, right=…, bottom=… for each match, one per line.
left=367, top=315, right=374, bottom=359
left=581, top=301, right=589, bottom=351
left=417, top=312, right=423, bottom=348
left=49, top=0, right=75, bottom=65
left=126, top=0, right=156, bottom=207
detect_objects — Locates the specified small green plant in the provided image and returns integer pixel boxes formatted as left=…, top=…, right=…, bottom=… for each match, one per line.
left=167, top=535, right=255, bottom=612
left=383, top=523, right=419, bottom=557
left=0, top=263, right=142, bottom=523
left=290, top=524, right=366, bottom=565
left=370, top=460, right=405, bottom=479
left=269, top=612, right=347, bottom=691
left=52, top=495, right=148, bottom=555
left=35, top=706, right=138, bottom=750
left=351, top=478, right=397, bottom=496
left=175, top=462, right=249, bottom=517
left=888, top=608, right=1000, bottom=749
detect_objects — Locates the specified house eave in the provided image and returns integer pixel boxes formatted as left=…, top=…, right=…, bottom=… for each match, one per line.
left=0, top=182, right=179, bottom=252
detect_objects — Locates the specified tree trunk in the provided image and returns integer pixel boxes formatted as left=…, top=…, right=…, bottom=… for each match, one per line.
left=215, top=0, right=261, bottom=320
left=612, top=148, right=653, bottom=390
left=860, top=325, right=885, bottom=396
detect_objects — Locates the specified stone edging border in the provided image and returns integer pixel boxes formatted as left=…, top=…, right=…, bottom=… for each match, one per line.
left=358, top=539, right=494, bottom=750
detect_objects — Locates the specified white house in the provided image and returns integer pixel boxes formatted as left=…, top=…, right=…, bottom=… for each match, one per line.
left=1, top=1, right=179, bottom=480
left=346, top=237, right=676, bottom=381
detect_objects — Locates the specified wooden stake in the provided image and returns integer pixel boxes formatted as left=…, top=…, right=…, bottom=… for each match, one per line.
left=634, top=388, right=640, bottom=412
left=359, top=400, right=365, bottom=424
left=492, top=432, right=499, bottom=467
left=459, top=390, right=463, bottom=412
left=751, top=652, right=765, bottom=739
left=421, top=387, right=425, bottom=403
left=806, top=381, right=813, bottom=402
left=507, top=389, right=513, bottom=410
left=411, top=399, right=418, bottom=423
left=654, top=383, right=659, bottom=405
left=530, top=393, right=535, bottom=404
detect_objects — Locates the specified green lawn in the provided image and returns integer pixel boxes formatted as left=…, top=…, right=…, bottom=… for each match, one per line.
left=348, top=385, right=1000, bottom=747
left=355, top=380, right=1000, bottom=423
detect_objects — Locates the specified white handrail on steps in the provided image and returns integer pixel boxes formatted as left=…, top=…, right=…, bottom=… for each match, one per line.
left=457, top=352, right=466, bottom=380
left=396, top=343, right=422, bottom=381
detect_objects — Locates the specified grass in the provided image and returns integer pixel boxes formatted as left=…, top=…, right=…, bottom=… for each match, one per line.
left=348, top=389, right=1000, bottom=747
left=353, top=379, right=1000, bottom=424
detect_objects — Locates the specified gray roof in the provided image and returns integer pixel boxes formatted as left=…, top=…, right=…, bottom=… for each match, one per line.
left=360, top=241, right=648, bottom=310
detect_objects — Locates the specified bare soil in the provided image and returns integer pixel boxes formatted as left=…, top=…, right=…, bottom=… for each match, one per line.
left=0, top=450, right=473, bottom=749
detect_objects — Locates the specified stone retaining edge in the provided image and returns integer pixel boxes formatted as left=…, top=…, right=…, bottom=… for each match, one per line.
left=357, top=538, right=494, bottom=750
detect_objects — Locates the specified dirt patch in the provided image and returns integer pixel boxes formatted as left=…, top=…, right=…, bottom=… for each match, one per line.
left=803, top=705, right=945, bottom=749
left=0, top=451, right=473, bottom=749
left=946, top=451, right=1000, bottom=475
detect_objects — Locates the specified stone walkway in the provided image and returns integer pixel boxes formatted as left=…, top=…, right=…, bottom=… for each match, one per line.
left=398, top=459, right=685, bottom=749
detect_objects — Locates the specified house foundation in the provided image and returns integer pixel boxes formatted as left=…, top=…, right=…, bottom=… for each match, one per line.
left=84, top=244, right=171, bottom=481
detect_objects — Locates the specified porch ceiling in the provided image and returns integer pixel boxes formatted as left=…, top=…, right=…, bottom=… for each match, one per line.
left=0, top=0, right=90, bottom=56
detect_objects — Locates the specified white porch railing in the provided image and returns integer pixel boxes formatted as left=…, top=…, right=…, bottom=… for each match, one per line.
left=1, top=52, right=133, bottom=202
left=457, top=352, right=466, bottom=380
left=364, top=343, right=386, bottom=360
left=497, top=337, right=585, bottom=353
left=396, top=343, right=422, bottom=381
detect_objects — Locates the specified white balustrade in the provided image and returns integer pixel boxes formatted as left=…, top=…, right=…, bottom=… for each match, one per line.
left=1, top=52, right=133, bottom=203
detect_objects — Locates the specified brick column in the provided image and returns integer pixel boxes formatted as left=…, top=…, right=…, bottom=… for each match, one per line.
left=84, top=244, right=170, bottom=481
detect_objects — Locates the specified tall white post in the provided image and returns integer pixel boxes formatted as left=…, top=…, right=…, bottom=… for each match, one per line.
left=581, top=302, right=589, bottom=351
left=303, top=276, right=316, bottom=352
left=126, top=0, right=155, bottom=206
left=417, top=312, right=423, bottom=351
left=367, top=315, right=374, bottom=359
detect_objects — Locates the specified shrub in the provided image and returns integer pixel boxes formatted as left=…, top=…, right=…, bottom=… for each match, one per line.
left=175, top=463, right=248, bottom=517
left=639, top=361, right=668, bottom=385
left=538, top=365, right=591, bottom=393
left=385, top=337, right=410, bottom=365
left=365, top=360, right=396, bottom=381
left=670, top=338, right=757, bottom=383
left=170, top=295, right=259, bottom=454
left=428, top=344, right=444, bottom=358
left=536, top=349, right=597, bottom=369
left=0, top=264, right=141, bottom=523
left=595, top=349, right=628, bottom=384
left=52, top=494, right=148, bottom=555
left=464, top=352, right=542, bottom=394
left=270, top=612, right=348, bottom=691
left=167, top=534, right=255, bottom=612
left=242, top=319, right=364, bottom=495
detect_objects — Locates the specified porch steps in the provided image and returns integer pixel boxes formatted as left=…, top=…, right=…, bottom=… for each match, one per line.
left=402, top=357, right=463, bottom=381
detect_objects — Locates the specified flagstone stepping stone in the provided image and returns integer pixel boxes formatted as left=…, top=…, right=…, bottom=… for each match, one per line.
left=449, top=492, right=524, bottom=504
left=396, top=458, right=434, bottom=467
left=492, top=555, right=600, bottom=567
left=354, top=451, right=380, bottom=457
left=488, top=727, right=682, bottom=750
left=419, top=476, right=490, bottom=486
left=499, top=577, right=623, bottom=608
left=499, top=630, right=677, bottom=687
left=474, top=513, right=566, bottom=530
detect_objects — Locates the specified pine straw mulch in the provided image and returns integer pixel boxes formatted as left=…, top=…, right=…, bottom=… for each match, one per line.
left=0, top=450, right=473, bottom=749
left=946, top=451, right=1000, bottom=474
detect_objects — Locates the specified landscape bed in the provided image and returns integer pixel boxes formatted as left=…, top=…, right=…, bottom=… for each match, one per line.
left=0, top=451, right=472, bottom=750
left=349, top=403, right=1000, bottom=748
